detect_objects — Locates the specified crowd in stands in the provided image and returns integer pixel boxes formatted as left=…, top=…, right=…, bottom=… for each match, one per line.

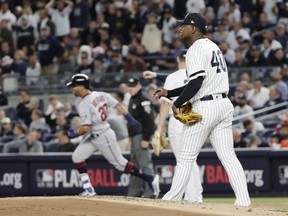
left=0, top=0, right=287, bottom=153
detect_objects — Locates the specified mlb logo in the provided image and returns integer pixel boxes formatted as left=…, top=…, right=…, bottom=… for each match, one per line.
left=155, top=165, right=174, bottom=184
left=37, top=169, right=54, bottom=183
left=278, top=166, right=288, bottom=185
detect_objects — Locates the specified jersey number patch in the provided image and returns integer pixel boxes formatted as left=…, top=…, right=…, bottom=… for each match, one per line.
left=98, top=103, right=107, bottom=122
left=211, top=50, right=227, bottom=73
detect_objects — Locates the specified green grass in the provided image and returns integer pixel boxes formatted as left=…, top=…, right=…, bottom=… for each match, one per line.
left=204, top=197, right=288, bottom=212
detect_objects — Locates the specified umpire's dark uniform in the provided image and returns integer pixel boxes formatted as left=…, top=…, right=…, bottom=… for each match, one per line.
left=126, top=76, right=155, bottom=198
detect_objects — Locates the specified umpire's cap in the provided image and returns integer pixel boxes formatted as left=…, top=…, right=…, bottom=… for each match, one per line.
left=177, top=13, right=208, bottom=34
left=126, top=76, right=140, bottom=87
left=66, top=73, right=90, bottom=89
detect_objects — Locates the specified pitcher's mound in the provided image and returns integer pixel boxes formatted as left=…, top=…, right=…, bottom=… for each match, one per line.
left=0, top=196, right=286, bottom=216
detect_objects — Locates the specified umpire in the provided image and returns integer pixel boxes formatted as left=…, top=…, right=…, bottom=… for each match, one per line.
left=126, top=76, right=156, bottom=198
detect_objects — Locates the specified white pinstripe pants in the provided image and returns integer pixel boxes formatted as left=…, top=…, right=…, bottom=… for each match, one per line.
left=168, top=115, right=203, bottom=202
left=162, top=98, right=251, bottom=206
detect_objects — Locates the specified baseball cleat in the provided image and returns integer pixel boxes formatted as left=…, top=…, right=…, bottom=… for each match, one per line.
left=79, top=187, right=97, bottom=197
left=152, top=174, right=160, bottom=198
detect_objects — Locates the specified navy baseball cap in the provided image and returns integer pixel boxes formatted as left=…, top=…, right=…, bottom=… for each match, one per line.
left=126, top=76, right=140, bottom=87
left=177, top=13, right=208, bottom=34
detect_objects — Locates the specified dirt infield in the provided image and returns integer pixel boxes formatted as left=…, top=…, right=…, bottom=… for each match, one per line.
left=0, top=196, right=287, bottom=216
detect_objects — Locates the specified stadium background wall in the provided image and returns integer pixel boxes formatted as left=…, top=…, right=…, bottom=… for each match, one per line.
left=0, top=150, right=287, bottom=197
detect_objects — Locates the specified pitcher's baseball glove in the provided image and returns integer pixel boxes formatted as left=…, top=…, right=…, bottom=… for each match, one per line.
left=174, top=102, right=202, bottom=125
left=151, top=131, right=169, bottom=156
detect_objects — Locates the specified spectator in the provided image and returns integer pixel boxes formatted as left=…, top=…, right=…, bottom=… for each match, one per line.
left=0, top=117, right=13, bottom=142
left=112, top=7, right=133, bottom=44
left=13, top=14, right=35, bottom=50
left=29, top=109, right=50, bottom=133
left=161, top=6, right=177, bottom=45
left=76, top=44, right=92, bottom=65
left=219, top=41, right=235, bottom=66
left=232, top=47, right=247, bottom=67
left=70, top=0, right=89, bottom=30
left=271, top=68, right=288, bottom=101
left=0, top=20, right=13, bottom=49
left=93, top=55, right=108, bottom=82
left=153, top=43, right=177, bottom=71
left=54, top=109, right=71, bottom=132
left=16, top=90, right=31, bottom=125
left=241, top=12, right=254, bottom=34
left=269, top=48, right=288, bottom=66
left=141, top=12, right=162, bottom=54
left=13, top=49, right=27, bottom=77
left=80, top=20, right=101, bottom=47
left=46, top=130, right=76, bottom=152
left=275, top=23, right=288, bottom=48
left=171, top=38, right=186, bottom=58
left=262, top=30, right=282, bottom=52
left=247, top=44, right=268, bottom=67
left=2, top=129, right=44, bottom=153
left=0, top=55, right=15, bottom=75
left=106, top=50, right=124, bottom=73
left=233, top=93, right=254, bottom=117
left=0, top=0, right=16, bottom=30
left=263, top=86, right=284, bottom=114
left=226, top=22, right=250, bottom=50
left=216, top=0, right=230, bottom=19
left=25, top=54, right=41, bottom=85
left=0, top=41, right=13, bottom=58
left=0, top=85, right=8, bottom=106
left=212, top=19, right=229, bottom=44
left=63, top=101, right=78, bottom=124
left=233, top=128, right=248, bottom=148
left=186, top=0, right=206, bottom=14
left=123, top=50, right=146, bottom=72
left=37, top=8, right=56, bottom=36
left=254, top=12, right=274, bottom=32
left=242, top=119, right=265, bottom=148
left=95, top=13, right=109, bottom=29
left=238, top=38, right=251, bottom=60
left=36, top=25, right=64, bottom=76
left=45, top=94, right=64, bottom=130
left=246, top=79, right=270, bottom=110
left=75, top=55, right=94, bottom=76
left=45, top=0, right=73, bottom=41
left=228, top=2, right=241, bottom=23
left=12, top=122, right=27, bottom=141
left=269, top=122, right=288, bottom=149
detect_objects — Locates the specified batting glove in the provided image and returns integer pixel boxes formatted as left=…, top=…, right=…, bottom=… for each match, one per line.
left=67, top=129, right=78, bottom=139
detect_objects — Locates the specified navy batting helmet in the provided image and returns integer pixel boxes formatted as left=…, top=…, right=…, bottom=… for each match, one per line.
left=66, top=74, right=90, bottom=89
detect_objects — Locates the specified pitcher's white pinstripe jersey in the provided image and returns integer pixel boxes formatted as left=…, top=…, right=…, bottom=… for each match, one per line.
left=185, top=38, right=229, bottom=103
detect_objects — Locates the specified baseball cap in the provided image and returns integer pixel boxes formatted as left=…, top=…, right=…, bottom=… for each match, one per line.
left=126, top=76, right=140, bottom=87
left=66, top=73, right=90, bottom=89
left=1, top=117, right=11, bottom=124
left=179, top=49, right=187, bottom=58
left=277, top=23, right=285, bottom=29
left=177, top=13, right=208, bottom=34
